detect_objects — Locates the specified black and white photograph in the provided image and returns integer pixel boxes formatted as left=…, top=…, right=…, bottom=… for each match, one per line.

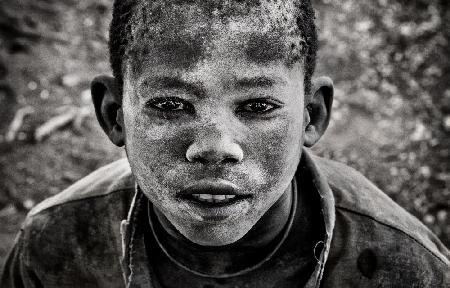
left=0, top=0, right=449, bottom=287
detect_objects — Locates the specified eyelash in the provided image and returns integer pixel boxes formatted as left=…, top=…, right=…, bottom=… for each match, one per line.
left=145, top=97, right=281, bottom=115
left=236, top=99, right=281, bottom=114
left=146, top=97, right=194, bottom=113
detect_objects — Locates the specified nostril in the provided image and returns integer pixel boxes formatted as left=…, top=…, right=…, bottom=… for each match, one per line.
left=186, top=154, right=206, bottom=164
left=222, top=156, right=240, bottom=164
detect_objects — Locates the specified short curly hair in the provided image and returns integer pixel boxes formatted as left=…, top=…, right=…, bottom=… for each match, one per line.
left=109, top=0, right=318, bottom=97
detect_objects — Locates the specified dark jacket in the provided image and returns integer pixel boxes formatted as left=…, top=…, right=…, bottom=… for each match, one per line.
left=2, top=150, right=449, bottom=287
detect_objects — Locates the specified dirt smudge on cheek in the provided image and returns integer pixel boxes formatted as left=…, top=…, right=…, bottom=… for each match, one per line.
left=121, top=83, right=186, bottom=207
left=259, top=117, right=302, bottom=184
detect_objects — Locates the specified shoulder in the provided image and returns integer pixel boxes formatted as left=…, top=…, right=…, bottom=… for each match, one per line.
left=28, top=158, right=133, bottom=217
left=311, top=154, right=450, bottom=266
left=13, top=159, right=134, bottom=283
left=22, top=157, right=135, bottom=238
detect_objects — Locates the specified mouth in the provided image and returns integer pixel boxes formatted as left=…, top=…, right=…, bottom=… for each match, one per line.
left=191, top=193, right=238, bottom=204
left=179, top=180, right=251, bottom=208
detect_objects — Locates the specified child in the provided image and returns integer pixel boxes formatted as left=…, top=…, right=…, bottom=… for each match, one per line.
left=2, top=1, right=449, bottom=287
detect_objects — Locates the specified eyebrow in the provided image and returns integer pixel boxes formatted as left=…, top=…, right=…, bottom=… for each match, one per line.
left=234, top=76, right=281, bottom=89
left=141, top=76, right=205, bottom=96
left=140, top=75, right=283, bottom=95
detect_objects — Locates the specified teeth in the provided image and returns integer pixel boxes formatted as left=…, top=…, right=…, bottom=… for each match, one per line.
left=198, top=194, right=212, bottom=200
left=191, top=194, right=237, bottom=204
left=214, top=195, right=226, bottom=200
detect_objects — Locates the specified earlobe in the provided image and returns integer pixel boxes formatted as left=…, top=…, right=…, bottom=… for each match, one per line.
left=304, top=76, right=334, bottom=147
left=91, top=75, right=125, bottom=147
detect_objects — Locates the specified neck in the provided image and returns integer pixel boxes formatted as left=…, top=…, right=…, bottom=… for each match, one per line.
left=150, top=181, right=296, bottom=276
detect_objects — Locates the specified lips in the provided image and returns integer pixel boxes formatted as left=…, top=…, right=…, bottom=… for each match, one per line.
left=179, top=180, right=250, bottom=207
left=191, top=193, right=236, bottom=204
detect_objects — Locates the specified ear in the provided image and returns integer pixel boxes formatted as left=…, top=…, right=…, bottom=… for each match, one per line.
left=304, top=76, right=334, bottom=147
left=91, top=75, right=125, bottom=147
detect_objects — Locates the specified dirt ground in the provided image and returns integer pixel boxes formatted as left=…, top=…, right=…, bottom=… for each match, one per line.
left=1, top=0, right=449, bottom=272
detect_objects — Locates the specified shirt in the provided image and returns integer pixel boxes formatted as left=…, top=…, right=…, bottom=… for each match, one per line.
left=143, top=170, right=321, bottom=288
left=1, top=149, right=449, bottom=287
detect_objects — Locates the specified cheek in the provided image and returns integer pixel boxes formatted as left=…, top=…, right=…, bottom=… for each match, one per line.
left=122, top=106, right=191, bottom=191
left=246, top=114, right=303, bottom=188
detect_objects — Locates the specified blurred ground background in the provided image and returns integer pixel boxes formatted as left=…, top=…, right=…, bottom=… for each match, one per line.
left=0, top=0, right=449, bottom=272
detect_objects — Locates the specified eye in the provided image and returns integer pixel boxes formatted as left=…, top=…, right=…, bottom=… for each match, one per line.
left=237, top=99, right=280, bottom=114
left=146, top=97, right=192, bottom=112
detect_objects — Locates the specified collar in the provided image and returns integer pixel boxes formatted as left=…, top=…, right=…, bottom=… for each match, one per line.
left=119, top=148, right=336, bottom=288
left=301, top=149, right=336, bottom=288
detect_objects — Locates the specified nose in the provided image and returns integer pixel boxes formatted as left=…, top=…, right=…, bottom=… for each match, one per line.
left=186, top=126, right=244, bottom=165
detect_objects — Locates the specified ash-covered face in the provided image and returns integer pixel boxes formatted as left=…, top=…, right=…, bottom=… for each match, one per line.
left=120, top=2, right=310, bottom=246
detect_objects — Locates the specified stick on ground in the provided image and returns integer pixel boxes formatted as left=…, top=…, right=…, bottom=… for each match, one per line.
left=34, top=107, right=78, bottom=142
left=5, top=106, right=34, bottom=142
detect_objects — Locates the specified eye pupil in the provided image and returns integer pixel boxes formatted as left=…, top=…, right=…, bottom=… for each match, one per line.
left=238, top=100, right=279, bottom=114
left=249, top=102, right=268, bottom=112
left=162, top=100, right=179, bottom=110
left=146, top=97, right=193, bottom=113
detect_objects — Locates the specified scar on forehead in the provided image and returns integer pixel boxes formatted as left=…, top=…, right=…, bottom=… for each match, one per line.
left=245, top=32, right=287, bottom=65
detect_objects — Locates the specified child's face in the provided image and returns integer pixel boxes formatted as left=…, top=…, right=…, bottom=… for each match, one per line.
left=121, top=5, right=307, bottom=246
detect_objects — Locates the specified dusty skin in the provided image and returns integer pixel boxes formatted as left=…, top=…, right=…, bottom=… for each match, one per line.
left=2, top=1, right=449, bottom=287
left=94, top=1, right=332, bottom=246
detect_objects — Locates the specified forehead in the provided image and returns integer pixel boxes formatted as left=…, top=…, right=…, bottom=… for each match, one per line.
left=126, top=0, right=304, bottom=71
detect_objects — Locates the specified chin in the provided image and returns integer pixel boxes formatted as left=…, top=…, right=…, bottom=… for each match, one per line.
left=187, top=233, right=245, bottom=247
left=179, top=221, right=252, bottom=247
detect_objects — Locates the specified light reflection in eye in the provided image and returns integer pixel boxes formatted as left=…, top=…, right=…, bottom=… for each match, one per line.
left=146, top=97, right=192, bottom=112
left=237, top=99, right=281, bottom=114
left=241, top=102, right=275, bottom=113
